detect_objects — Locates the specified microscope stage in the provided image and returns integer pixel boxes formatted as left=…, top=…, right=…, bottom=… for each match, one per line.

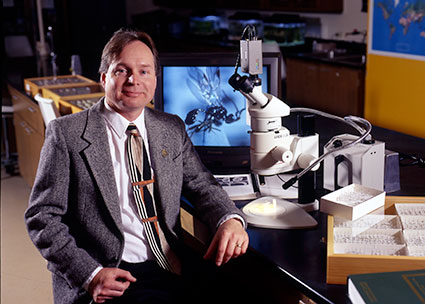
left=242, top=196, right=318, bottom=229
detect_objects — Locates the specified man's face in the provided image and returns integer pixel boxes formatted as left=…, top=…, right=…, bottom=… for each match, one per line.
left=101, top=40, right=157, bottom=120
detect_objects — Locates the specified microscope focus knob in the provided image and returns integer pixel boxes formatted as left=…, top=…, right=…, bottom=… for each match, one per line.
left=297, top=153, right=320, bottom=171
left=271, top=146, right=293, bottom=164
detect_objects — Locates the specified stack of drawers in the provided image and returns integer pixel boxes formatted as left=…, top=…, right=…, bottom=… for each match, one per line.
left=24, top=75, right=104, bottom=115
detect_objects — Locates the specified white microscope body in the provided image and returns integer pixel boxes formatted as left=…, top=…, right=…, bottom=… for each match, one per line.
left=248, top=93, right=319, bottom=176
left=229, top=37, right=319, bottom=177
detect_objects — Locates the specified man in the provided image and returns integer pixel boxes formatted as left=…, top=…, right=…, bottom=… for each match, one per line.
left=25, top=29, right=248, bottom=304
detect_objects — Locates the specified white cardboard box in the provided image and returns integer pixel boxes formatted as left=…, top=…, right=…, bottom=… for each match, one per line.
left=320, top=184, right=385, bottom=220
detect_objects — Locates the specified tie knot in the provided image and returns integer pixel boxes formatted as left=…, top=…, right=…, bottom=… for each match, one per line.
left=127, top=123, right=140, bottom=136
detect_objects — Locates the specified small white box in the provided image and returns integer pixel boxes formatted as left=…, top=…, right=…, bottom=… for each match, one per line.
left=320, top=184, right=386, bottom=220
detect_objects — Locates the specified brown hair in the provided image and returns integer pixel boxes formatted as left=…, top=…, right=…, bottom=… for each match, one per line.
left=98, top=28, right=159, bottom=75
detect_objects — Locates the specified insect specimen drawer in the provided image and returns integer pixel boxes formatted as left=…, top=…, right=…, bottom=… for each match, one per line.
left=24, top=74, right=95, bottom=97
left=326, top=196, right=425, bottom=284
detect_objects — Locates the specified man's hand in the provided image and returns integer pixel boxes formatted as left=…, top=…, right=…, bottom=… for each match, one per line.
left=203, top=218, right=249, bottom=266
left=88, top=267, right=137, bottom=303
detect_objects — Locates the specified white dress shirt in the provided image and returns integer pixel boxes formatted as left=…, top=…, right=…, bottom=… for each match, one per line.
left=102, top=101, right=156, bottom=262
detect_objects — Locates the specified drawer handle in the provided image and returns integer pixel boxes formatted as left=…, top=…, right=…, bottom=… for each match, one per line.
left=28, top=106, right=36, bottom=113
left=20, top=121, right=27, bottom=127
left=25, top=127, right=33, bottom=134
left=12, top=95, right=18, bottom=100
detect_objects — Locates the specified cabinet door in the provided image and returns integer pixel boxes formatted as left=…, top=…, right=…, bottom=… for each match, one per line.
left=13, top=115, right=30, bottom=183
left=264, top=0, right=343, bottom=12
left=9, top=85, right=45, bottom=134
left=286, top=58, right=364, bottom=117
left=13, top=115, right=44, bottom=187
left=9, top=84, right=45, bottom=187
left=155, top=0, right=342, bottom=12
left=318, top=64, right=364, bottom=117
left=286, top=58, right=321, bottom=109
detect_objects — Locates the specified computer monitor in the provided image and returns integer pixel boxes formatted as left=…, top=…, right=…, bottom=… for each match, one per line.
left=155, top=52, right=281, bottom=174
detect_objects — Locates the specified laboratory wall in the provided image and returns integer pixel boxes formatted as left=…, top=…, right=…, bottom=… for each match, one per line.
left=298, top=0, right=368, bottom=42
left=364, top=55, right=425, bottom=139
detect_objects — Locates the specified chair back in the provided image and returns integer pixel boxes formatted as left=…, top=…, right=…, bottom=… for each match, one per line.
left=34, top=94, right=59, bottom=126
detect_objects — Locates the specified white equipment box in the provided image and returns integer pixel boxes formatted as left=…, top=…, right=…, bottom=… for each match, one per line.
left=323, top=134, right=385, bottom=191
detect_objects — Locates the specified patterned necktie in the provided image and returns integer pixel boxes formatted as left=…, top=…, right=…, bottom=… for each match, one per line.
left=126, top=123, right=180, bottom=273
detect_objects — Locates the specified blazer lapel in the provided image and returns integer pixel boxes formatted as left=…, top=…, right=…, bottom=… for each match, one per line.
left=81, top=101, right=123, bottom=231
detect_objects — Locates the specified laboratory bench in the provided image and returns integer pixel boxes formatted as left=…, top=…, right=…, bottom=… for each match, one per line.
left=233, top=121, right=425, bottom=304
left=232, top=198, right=425, bottom=303
left=183, top=116, right=425, bottom=304
left=6, top=80, right=425, bottom=303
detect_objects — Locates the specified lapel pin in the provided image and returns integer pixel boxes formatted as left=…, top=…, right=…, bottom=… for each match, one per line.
left=161, top=149, right=168, bottom=157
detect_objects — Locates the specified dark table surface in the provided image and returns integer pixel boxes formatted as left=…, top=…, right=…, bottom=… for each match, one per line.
left=234, top=118, right=425, bottom=304
left=237, top=207, right=344, bottom=304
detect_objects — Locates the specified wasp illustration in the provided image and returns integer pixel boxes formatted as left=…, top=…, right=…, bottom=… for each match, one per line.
left=184, top=66, right=245, bottom=145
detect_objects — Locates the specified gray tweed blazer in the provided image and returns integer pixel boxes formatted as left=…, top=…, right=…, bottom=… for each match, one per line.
left=25, top=100, right=244, bottom=304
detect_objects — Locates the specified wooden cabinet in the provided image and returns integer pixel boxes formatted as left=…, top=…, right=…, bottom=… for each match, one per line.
left=285, top=58, right=365, bottom=117
left=8, top=85, right=45, bottom=187
left=267, top=0, right=343, bottom=13
left=154, top=0, right=343, bottom=13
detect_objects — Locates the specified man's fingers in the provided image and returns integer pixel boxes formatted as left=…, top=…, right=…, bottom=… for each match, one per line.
left=233, top=243, right=242, bottom=258
left=95, top=295, right=113, bottom=303
left=93, top=280, right=129, bottom=303
left=204, top=218, right=249, bottom=266
left=117, top=269, right=137, bottom=283
left=214, top=241, right=228, bottom=266
left=103, top=280, right=130, bottom=294
left=242, top=240, right=248, bottom=253
left=204, top=229, right=232, bottom=266
left=206, top=235, right=239, bottom=266
left=222, top=243, right=234, bottom=264
left=236, top=240, right=248, bottom=253
left=203, top=235, right=219, bottom=261
left=204, top=236, right=230, bottom=266
left=90, top=267, right=136, bottom=302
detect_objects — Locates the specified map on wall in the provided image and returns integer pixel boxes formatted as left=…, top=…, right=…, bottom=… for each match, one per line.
left=369, top=0, right=425, bottom=60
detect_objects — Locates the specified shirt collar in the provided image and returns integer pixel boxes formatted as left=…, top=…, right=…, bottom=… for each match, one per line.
left=102, top=100, right=146, bottom=139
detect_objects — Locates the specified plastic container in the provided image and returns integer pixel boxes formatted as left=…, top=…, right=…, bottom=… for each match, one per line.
left=228, top=12, right=263, bottom=41
left=189, top=14, right=221, bottom=36
left=263, top=14, right=305, bottom=47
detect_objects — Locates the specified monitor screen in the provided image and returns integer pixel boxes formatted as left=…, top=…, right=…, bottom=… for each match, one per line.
left=155, top=52, right=281, bottom=173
